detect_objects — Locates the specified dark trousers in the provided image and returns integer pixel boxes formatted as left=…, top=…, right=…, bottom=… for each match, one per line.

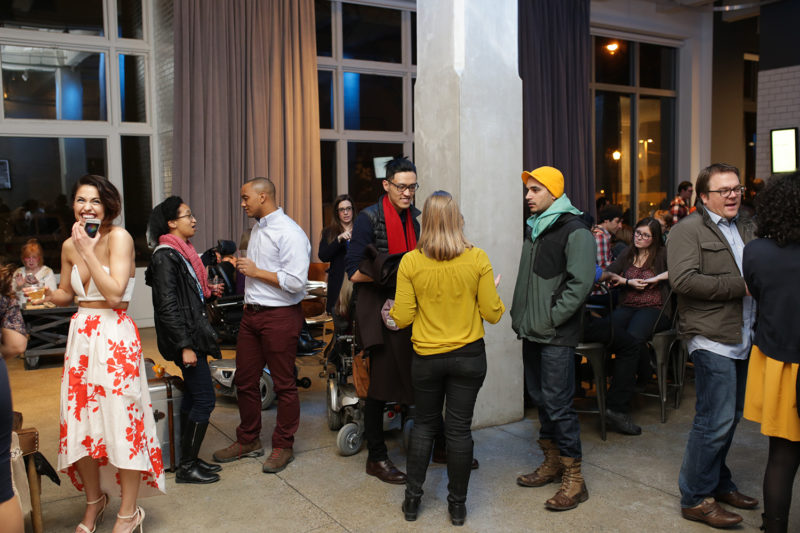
left=583, top=314, right=641, bottom=413
left=679, top=350, right=748, bottom=507
left=523, top=340, right=581, bottom=459
left=406, top=343, right=486, bottom=504
left=611, top=305, right=669, bottom=379
left=178, top=353, right=216, bottom=423
left=0, top=359, right=13, bottom=503
left=234, top=304, right=303, bottom=449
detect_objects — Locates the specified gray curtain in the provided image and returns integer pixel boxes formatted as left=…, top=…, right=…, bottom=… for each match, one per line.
left=173, top=0, right=322, bottom=254
left=518, top=0, right=595, bottom=216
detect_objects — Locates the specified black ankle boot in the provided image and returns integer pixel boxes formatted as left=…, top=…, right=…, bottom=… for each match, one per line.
left=196, top=457, right=222, bottom=473
left=402, top=495, right=421, bottom=521
left=176, top=421, right=220, bottom=484
left=448, top=502, right=466, bottom=526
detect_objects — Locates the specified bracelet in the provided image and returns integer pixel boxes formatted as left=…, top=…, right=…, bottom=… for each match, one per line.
left=625, top=279, right=629, bottom=286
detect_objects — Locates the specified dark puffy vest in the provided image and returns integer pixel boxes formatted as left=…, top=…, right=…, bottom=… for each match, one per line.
left=362, top=197, right=421, bottom=253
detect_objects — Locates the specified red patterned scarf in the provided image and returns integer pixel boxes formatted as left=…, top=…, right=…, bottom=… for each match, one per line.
left=159, top=234, right=211, bottom=298
left=382, top=195, right=417, bottom=254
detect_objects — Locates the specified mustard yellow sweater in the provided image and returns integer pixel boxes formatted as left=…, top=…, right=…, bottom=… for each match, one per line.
left=389, top=247, right=505, bottom=355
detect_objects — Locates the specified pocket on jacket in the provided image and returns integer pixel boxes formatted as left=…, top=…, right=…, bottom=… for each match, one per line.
left=700, top=241, right=733, bottom=275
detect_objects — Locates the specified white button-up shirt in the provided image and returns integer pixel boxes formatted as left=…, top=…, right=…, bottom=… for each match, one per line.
left=244, top=208, right=311, bottom=307
left=687, top=210, right=756, bottom=360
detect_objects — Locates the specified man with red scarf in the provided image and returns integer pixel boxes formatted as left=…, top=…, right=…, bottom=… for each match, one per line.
left=346, top=157, right=420, bottom=484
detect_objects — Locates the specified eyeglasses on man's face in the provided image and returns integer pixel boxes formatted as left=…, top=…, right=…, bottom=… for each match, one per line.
left=708, top=186, right=746, bottom=198
left=386, top=180, right=420, bottom=193
left=337, top=206, right=353, bottom=213
left=634, top=230, right=652, bottom=240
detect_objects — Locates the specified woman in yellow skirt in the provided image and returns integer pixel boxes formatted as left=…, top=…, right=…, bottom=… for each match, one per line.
left=742, top=170, right=800, bottom=533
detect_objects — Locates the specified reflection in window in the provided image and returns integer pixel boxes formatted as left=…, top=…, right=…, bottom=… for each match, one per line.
left=343, top=73, right=402, bottom=131
left=639, top=43, right=676, bottom=90
left=120, top=136, right=152, bottom=265
left=347, top=142, right=404, bottom=210
left=117, top=0, right=144, bottom=39
left=318, top=70, right=333, bottom=129
left=0, top=136, right=107, bottom=269
left=0, top=1, right=104, bottom=36
left=320, top=141, right=336, bottom=224
left=315, top=0, right=332, bottom=58
left=595, top=38, right=631, bottom=86
left=119, top=54, right=146, bottom=122
left=595, top=92, right=632, bottom=209
left=342, top=4, right=401, bottom=63
left=637, top=96, right=675, bottom=216
left=2, top=46, right=107, bottom=121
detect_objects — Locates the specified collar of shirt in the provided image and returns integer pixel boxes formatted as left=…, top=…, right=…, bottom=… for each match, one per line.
left=705, top=208, right=739, bottom=227
left=257, top=207, right=283, bottom=228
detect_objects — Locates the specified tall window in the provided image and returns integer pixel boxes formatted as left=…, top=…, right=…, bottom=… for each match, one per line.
left=315, top=0, right=416, bottom=224
left=591, top=36, right=677, bottom=221
left=0, top=0, right=156, bottom=267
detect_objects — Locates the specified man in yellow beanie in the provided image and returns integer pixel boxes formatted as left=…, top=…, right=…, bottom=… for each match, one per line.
left=510, top=165, right=596, bottom=511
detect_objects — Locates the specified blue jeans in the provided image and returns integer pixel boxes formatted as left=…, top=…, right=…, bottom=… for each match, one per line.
left=179, top=353, right=217, bottom=423
left=612, top=305, right=669, bottom=379
left=678, top=349, right=748, bottom=508
left=406, top=344, right=487, bottom=504
left=523, top=341, right=581, bottom=459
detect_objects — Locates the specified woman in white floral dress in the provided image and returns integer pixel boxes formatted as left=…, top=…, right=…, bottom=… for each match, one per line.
left=34, top=174, right=163, bottom=533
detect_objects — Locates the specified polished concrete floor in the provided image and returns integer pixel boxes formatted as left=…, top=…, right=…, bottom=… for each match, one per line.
left=9, top=327, right=797, bottom=532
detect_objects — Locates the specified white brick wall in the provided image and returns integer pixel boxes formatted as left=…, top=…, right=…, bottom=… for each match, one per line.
left=153, top=0, right=174, bottom=197
left=756, top=65, right=800, bottom=178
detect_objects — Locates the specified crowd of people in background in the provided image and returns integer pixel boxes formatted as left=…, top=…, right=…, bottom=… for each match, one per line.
left=0, top=162, right=797, bottom=532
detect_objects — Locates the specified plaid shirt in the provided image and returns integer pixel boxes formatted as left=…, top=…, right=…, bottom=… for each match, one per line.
left=670, top=195, right=688, bottom=225
left=592, top=226, right=613, bottom=269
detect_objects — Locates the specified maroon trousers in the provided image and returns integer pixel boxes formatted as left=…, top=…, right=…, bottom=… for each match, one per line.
left=234, top=304, right=303, bottom=449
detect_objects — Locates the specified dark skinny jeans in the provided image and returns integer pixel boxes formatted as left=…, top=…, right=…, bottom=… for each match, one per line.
left=178, top=353, right=216, bottom=423
left=405, top=340, right=487, bottom=505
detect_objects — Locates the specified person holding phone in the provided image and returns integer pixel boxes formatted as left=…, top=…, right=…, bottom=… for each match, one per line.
left=146, top=196, right=223, bottom=485
left=34, top=174, right=163, bottom=533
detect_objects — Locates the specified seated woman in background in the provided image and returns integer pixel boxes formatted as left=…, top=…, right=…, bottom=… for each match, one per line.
left=600, top=217, right=670, bottom=383
left=12, top=239, right=57, bottom=306
left=390, top=191, right=504, bottom=526
left=742, top=171, right=800, bottom=533
left=318, top=194, right=355, bottom=323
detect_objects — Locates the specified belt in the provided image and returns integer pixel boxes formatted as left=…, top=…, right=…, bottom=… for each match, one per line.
left=244, top=303, right=278, bottom=312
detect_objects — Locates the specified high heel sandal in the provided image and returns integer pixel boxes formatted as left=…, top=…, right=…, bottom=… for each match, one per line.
left=76, top=493, right=109, bottom=533
left=116, top=506, right=145, bottom=533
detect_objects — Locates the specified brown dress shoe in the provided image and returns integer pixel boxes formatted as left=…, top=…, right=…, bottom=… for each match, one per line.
left=431, top=446, right=480, bottom=470
left=366, top=459, right=407, bottom=484
left=715, top=490, right=759, bottom=509
left=681, top=497, right=743, bottom=528
left=262, top=448, right=294, bottom=473
left=212, top=439, right=264, bottom=463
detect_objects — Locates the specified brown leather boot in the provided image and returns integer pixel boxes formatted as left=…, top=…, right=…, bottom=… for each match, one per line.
left=516, top=439, right=563, bottom=487
left=544, top=456, right=589, bottom=511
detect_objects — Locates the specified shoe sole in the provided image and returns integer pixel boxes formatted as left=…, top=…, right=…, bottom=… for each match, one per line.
left=175, top=476, right=220, bottom=484
left=262, top=455, right=294, bottom=473
left=212, top=448, right=264, bottom=463
left=681, top=512, right=742, bottom=527
left=544, top=491, right=589, bottom=511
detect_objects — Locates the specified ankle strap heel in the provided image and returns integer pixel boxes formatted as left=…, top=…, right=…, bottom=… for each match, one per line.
left=116, top=505, right=145, bottom=533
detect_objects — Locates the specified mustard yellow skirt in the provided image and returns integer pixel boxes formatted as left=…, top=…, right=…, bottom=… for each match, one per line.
left=743, top=345, right=800, bottom=442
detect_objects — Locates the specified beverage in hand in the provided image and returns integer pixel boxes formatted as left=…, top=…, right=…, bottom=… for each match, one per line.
left=27, top=286, right=46, bottom=302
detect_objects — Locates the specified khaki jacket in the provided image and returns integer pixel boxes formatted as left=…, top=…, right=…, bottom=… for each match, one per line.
left=666, top=207, right=755, bottom=344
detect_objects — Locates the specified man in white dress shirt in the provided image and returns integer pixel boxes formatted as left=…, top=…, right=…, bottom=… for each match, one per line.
left=213, top=177, right=311, bottom=474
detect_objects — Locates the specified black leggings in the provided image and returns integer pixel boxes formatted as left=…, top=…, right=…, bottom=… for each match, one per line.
left=0, top=358, right=14, bottom=503
left=763, top=436, right=800, bottom=522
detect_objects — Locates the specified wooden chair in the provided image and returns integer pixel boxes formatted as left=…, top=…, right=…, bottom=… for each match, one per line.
left=12, top=412, right=43, bottom=533
left=304, top=262, right=334, bottom=345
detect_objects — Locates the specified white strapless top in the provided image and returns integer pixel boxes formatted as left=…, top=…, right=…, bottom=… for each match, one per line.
left=71, top=264, right=135, bottom=302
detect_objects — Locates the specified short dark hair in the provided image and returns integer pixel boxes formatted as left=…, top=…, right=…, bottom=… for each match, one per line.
left=71, top=174, right=122, bottom=225
left=597, top=206, right=623, bottom=224
left=384, top=156, right=416, bottom=182
left=147, top=195, right=184, bottom=247
left=677, top=181, right=693, bottom=193
left=695, top=163, right=739, bottom=197
left=755, top=171, right=800, bottom=247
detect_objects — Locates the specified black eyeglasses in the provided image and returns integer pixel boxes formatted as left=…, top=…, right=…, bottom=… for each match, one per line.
left=176, top=213, right=196, bottom=220
left=386, top=181, right=420, bottom=193
left=633, top=230, right=652, bottom=240
left=337, top=206, right=353, bottom=213
left=708, top=186, right=746, bottom=198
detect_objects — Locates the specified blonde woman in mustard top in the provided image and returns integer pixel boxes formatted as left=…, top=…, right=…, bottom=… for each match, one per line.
left=389, top=190, right=504, bottom=526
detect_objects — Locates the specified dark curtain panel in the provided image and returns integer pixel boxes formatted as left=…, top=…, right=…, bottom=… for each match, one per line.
left=173, top=0, right=322, bottom=254
left=518, top=0, right=594, bottom=216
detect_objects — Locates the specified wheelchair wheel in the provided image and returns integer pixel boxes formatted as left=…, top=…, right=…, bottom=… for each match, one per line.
left=336, top=423, right=363, bottom=456
left=260, top=371, right=275, bottom=410
left=326, top=380, right=343, bottom=431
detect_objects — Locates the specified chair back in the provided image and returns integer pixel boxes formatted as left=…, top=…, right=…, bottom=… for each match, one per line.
left=309, top=262, right=329, bottom=282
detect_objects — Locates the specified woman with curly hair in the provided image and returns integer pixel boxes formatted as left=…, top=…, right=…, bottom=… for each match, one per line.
left=12, top=239, right=57, bottom=306
left=0, top=263, right=27, bottom=533
left=743, top=171, right=800, bottom=533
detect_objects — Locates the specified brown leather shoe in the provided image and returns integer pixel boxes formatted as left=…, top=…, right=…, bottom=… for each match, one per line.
left=544, top=456, right=588, bottom=511
left=431, top=447, right=480, bottom=470
left=517, top=439, right=563, bottom=487
left=681, top=497, right=743, bottom=528
left=715, top=490, right=759, bottom=510
left=262, top=448, right=294, bottom=473
left=366, top=459, right=407, bottom=484
left=212, top=439, right=264, bottom=463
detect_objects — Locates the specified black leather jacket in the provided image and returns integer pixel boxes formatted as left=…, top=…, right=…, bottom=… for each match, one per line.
left=145, top=247, right=221, bottom=362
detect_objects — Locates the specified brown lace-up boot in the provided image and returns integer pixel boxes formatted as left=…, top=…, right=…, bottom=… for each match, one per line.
left=544, top=456, right=589, bottom=511
left=516, top=439, right=563, bottom=487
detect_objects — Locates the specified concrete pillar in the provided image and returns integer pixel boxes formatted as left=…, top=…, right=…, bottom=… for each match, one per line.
left=415, top=0, right=524, bottom=427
